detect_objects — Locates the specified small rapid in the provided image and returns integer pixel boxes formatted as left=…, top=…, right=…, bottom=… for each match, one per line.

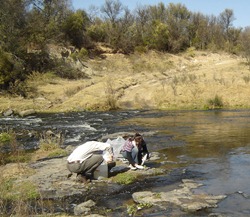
left=1, top=109, right=250, bottom=216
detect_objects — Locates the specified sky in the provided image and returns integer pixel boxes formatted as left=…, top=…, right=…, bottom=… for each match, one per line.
left=72, top=0, right=250, bottom=28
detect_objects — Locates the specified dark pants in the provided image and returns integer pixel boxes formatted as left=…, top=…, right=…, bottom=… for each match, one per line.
left=67, top=154, right=104, bottom=176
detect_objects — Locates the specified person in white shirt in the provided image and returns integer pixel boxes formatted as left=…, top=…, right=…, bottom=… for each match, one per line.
left=67, top=141, right=114, bottom=183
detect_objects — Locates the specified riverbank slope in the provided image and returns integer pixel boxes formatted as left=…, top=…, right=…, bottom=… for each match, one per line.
left=1, top=50, right=250, bottom=113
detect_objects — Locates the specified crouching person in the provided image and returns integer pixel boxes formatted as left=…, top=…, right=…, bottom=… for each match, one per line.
left=120, top=135, right=144, bottom=170
left=67, top=141, right=114, bottom=183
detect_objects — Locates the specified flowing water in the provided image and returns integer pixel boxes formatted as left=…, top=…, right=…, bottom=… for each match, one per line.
left=1, top=109, right=250, bottom=216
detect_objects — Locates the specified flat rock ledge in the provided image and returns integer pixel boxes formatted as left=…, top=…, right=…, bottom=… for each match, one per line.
left=132, top=179, right=227, bottom=212
left=3, top=153, right=165, bottom=200
left=0, top=153, right=228, bottom=216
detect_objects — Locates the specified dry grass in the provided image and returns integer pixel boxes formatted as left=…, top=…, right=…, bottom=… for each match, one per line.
left=1, top=50, right=250, bottom=113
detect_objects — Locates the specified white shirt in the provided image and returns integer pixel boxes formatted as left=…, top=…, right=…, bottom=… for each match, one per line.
left=67, top=141, right=113, bottom=163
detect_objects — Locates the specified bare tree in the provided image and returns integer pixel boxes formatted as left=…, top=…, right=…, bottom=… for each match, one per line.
left=101, top=0, right=124, bottom=23
left=240, top=27, right=250, bottom=68
left=219, top=9, right=235, bottom=40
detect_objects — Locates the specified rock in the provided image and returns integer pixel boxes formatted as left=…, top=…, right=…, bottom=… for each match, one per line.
left=18, top=109, right=36, bottom=117
left=0, top=151, right=166, bottom=215
left=3, top=108, right=14, bottom=116
left=132, top=179, right=227, bottom=212
left=74, top=200, right=96, bottom=216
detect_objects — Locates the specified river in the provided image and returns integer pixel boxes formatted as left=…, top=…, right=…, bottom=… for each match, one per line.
left=1, top=109, right=250, bottom=216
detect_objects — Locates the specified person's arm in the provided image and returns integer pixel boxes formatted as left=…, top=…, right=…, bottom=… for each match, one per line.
left=105, top=145, right=114, bottom=162
left=141, top=139, right=150, bottom=158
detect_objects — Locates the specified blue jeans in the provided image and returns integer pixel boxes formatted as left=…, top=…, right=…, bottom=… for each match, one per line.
left=121, top=146, right=139, bottom=165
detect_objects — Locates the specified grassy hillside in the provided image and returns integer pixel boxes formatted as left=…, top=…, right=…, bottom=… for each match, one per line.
left=1, top=49, right=250, bottom=113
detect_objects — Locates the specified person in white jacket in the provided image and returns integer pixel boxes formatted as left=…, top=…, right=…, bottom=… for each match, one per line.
left=67, top=141, right=114, bottom=183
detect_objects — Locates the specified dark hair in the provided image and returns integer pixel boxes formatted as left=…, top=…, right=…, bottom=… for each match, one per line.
left=134, top=135, right=142, bottom=147
left=134, top=132, right=141, bottom=137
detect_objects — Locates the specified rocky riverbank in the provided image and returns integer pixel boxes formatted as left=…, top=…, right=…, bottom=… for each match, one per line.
left=0, top=148, right=227, bottom=216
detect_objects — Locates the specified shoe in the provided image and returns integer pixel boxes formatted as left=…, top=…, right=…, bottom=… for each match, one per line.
left=76, top=174, right=88, bottom=183
left=135, top=164, right=144, bottom=170
left=129, top=164, right=137, bottom=170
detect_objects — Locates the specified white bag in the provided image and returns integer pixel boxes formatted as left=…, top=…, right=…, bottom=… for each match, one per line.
left=106, top=136, right=126, bottom=159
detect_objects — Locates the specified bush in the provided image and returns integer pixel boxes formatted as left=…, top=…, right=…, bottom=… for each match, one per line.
left=54, top=60, right=87, bottom=79
left=104, top=79, right=119, bottom=110
left=207, top=94, right=223, bottom=109
left=33, top=131, right=67, bottom=160
left=0, top=132, right=13, bottom=144
left=70, top=48, right=88, bottom=61
left=0, top=130, right=32, bottom=165
left=0, top=49, right=26, bottom=90
left=134, top=46, right=148, bottom=54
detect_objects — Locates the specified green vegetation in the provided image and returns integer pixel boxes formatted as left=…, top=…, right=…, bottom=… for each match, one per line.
left=0, top=178, right=39, bottom=201
left=33, top=131, right=68, bottom=160
left=112, top=172, right=137, bottom=184
left=0, top=0, right=249, bottom=97
left=0, top=132, right=14, bottom=144
left=0, top=129, right=67, bottom=164
left=127, top=202, right=153, bottom=216
left=207, top=95, right=224, bottom=109
left=0, top=130, right=32, bottom=164
left=0, top=129, right=67, bottom=216
left=0, top=178, right=40, bottom=216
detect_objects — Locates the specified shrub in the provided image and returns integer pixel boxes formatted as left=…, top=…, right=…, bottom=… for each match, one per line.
left=207, top=94, right=223, bottom=109
left=105, top=79, right=118, bottom=110
left=0, top=132, right=13, bottom=144
left=134, top=46, right=148, bottom=54
left=54, top=60, right=87, bottom=79
left=0, top=130, right=32, bottom=165
left=0, top=49, right=26, bottom=90
left=33, top=131, right=67, bottom=160
left=243, top=75, right=250, bottom=84
left=78, top=48, right=89, bottom=59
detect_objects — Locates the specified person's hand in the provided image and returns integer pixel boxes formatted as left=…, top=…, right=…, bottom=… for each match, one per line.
left=105, top=155, right=114, bottom=163
left=103, top=151, right=113, bottom=162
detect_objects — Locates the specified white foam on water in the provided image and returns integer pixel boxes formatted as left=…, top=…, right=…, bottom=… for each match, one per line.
left=66, top=123, right=97, bottom=131
left=66, top=135, right=82, bottom=142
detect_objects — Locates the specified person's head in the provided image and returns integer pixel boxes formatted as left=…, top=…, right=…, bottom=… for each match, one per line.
left=134, top=135, right=143, bottom=147
left=134, top=132, right=141, bottom=137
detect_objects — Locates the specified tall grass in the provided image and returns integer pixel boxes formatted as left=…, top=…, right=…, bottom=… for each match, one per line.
left=0, top=129, right=31, bottom=165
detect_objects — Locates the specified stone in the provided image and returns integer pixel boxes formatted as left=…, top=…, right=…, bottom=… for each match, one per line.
left=74, top=199, right=96, bottom=216
left=132, top=179, right=227, bottom=212
left=3, top=108, right=14, bottom=116
left=18, top=109, right=36, bottom=117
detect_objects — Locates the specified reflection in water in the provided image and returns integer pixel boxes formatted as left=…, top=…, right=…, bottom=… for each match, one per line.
left=120, top=109, right=250, bottom=216
left=1, top=109, right=250, bottom=216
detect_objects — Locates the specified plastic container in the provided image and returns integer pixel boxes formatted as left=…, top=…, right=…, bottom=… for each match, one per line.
left=94, top=161, right=116, bottom=179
